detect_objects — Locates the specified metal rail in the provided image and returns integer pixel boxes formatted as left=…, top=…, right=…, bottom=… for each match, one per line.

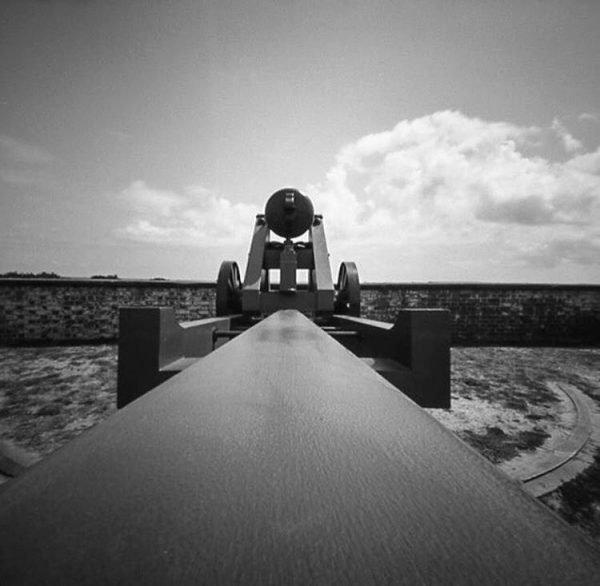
left=1, top=310, right=599, bottom=584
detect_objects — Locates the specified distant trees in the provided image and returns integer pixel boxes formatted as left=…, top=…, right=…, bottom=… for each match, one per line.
left=0, top=273, right=171, bottom=280
left=0, top=271, right=62, bottom=278
left=0, top=272, right=121, bottom=279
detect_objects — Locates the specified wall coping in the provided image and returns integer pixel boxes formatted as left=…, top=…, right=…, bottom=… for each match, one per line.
left=0, top=278, right=216, bottom=289
left=1, top=278, right=600, bottom=293
left=361, top=282, right=600, bottom=291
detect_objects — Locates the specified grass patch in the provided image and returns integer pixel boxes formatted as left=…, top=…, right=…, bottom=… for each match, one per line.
left=459, top=426, right=550, bottom=464
left=542, top=449, right=600, bottom=541
left=0, top=345, right=117, bottom=456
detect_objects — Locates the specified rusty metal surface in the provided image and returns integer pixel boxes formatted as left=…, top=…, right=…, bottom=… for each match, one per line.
left=2, top=310, right=600, bottom=584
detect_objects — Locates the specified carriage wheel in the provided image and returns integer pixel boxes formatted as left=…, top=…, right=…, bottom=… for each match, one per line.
left=216, top=261, right=242, bottom=316
left=334, top=261, right=360, bottom=316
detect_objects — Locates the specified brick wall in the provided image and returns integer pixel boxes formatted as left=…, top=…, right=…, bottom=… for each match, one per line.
left=361, top=283, right=600, bottom=346
left=0, top=279, right=215, bottom=345
left=1, top=279, right=598, bottom=346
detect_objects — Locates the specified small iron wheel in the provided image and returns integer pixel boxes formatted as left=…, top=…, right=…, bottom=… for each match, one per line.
left=334, top=261, right=360, bottom=316
left=216, top=261, right=242, bottom=316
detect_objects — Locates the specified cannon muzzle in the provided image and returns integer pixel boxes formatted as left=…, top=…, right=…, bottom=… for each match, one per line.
left=264, top=188, right=314, bottom=239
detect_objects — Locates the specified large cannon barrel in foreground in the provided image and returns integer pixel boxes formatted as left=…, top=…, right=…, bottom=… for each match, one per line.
left=1, top=311, right=599, bottom=584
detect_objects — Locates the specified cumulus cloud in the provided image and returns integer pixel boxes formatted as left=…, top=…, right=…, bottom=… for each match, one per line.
left=120, top=180, right=258, bottom=247
left=307, top=111, right=600, bottom=281
left=551, top=118, right=583, bottom=153
left=119, top=111, right=600, bottom=282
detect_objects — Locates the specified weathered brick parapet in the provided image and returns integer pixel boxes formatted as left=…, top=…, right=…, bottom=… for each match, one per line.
left=361, top=282, right=600, bottom=346
left=1, top=279, right=599, bottom=346
left=0, top=279, right=215, bottom=345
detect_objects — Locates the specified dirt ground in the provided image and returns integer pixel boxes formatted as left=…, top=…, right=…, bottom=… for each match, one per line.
left=1, top=345, right=599, bottom=542
left=432, top=347, right=599, bottom=463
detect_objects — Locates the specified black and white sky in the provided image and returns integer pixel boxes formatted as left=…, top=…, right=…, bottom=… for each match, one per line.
left=1, top=0, right=599, bottom=282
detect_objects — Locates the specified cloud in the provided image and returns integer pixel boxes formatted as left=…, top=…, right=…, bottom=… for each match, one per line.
left=519, top=238, right=600, bottom=269
left=119, top=112, right=600, bottom=282
left=552, top=118, right=583, bottom=153
left=566, top=149, right=600, bottom=174
left=124, top=180, right=186, bottom=217
left=120, top=180, right=258, bottom=247
left=579, top=112, right=600, bottom=124
left=307, top=111, right=600, bottom=281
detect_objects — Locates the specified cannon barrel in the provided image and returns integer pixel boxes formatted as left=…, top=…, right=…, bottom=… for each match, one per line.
left=264, top=187, right=314, bottom=239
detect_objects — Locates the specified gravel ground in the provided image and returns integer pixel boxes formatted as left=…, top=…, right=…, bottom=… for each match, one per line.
left=1, top=345, right=599, bottom=542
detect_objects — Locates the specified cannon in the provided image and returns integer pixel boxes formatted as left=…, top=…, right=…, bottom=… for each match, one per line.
left=216, top=187, right=360, bottom=317
left=2, top=188, right=600, bottom=584
left=117, top=188, right=450, bottom=409
left=264, top=186, right=315, bottom=239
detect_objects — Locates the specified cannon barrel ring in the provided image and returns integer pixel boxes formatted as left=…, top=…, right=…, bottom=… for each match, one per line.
left=265, top=188, right=314, bottom=239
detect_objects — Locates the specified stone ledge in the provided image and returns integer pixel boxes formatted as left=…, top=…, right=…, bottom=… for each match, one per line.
left=0, top=278, right=216, bottom=289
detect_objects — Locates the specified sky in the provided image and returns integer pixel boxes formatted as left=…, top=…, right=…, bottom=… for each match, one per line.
left=1, top=0, right=599, bottom=283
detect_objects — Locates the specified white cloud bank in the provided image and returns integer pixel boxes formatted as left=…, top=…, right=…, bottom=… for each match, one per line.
left=121, top=111, right=600, bottom=282
left=120, top=181, right=257, bottom=247
left=308, top=111, right=600, bottom=282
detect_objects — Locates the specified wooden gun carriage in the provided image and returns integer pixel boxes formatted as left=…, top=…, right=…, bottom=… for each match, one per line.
left=1, top=189, right=599, bottom=584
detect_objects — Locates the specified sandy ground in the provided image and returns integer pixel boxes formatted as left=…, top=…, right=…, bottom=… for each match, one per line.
left=0, top=345, right=117, bottom=459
